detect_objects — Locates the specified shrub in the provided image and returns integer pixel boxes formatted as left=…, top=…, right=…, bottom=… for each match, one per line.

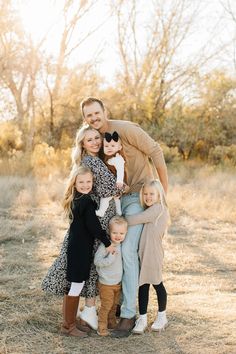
left=31, top=143, right=71, bottom=178
left=0, top=151, right=31, bottom=176
left=194, top=140, right=209, bottom=159
left=208, top=145, right=236, bottom=166
left=0, top=122, right=23, bottom=155
left=160, top=143, right=181, bottom=164
left=226, top=145, right=236, bottom=165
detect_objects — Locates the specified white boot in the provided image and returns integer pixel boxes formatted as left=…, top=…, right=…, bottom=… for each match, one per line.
left=132, top=314, right=147, bottom=334
left=79, top=306, right=98, bottom=330
left=151, top=311, right=168, bottom=332
left=95, top=197, right=112, bottom=217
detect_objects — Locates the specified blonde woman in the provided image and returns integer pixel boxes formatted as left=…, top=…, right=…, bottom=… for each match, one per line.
left=72, top=125, right=123, bottom=329
left=126, top=180, right=170, bottom=334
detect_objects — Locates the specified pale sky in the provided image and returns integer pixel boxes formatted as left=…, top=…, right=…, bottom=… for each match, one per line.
left=17, top=0, right=236, bottom=84
left=0, top=0, right=234, bottom=121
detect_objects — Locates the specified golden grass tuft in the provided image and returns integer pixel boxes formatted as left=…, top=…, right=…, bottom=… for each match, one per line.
left=0, top=164, right=236, bottom=353
left=168, top=163, right=236, bottom=222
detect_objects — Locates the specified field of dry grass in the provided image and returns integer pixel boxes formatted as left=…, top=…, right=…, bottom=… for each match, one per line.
left=0, top=164, right=236, bottom=354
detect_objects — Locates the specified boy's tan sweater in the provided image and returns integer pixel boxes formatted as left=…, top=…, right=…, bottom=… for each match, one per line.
left=105, top=120, right=165, bottom=193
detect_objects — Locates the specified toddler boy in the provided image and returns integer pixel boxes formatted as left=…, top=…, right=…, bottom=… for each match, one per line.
left=94, top=216, right=128, bottom=336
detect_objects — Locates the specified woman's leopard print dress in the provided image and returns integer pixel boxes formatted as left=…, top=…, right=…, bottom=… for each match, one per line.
left=41, top=155, right=120, bottom=297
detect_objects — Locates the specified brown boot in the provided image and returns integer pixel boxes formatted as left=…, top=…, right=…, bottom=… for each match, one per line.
left=61, top=295, right=87, bottom=337
left=76, top=318, right=92, bottom=333
left=111, top=317, right=136, bottom=338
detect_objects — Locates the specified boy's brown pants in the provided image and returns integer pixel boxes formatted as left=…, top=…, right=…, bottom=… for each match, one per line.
left=98, top=282, right=121, bottom=331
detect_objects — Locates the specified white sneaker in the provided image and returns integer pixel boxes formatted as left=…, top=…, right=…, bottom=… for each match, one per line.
left=132, top=316, right=147, bottom=334
left=79, top=306, right=98, bottom=330
left=151, top=312, right=168, bottom=332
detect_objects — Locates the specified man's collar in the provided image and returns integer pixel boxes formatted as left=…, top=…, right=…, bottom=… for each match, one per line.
left=99, top=120, right=109, bottom=133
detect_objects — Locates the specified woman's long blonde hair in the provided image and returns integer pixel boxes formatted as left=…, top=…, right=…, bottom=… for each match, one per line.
left=71, top=124, right=102, bottom=168
left=62, top=165, right=93, bottom=220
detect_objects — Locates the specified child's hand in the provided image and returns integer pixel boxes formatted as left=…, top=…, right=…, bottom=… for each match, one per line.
left=116, top=182, right=123, bottom=189
left=106, top=244, right=117, bottom=255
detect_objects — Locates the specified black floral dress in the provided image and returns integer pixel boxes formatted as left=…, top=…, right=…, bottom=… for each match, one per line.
left=41, top=155, right=119, bottom=297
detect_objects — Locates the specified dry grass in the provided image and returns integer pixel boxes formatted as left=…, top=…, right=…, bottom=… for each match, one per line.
left=0, top=164, right=236, bottom=354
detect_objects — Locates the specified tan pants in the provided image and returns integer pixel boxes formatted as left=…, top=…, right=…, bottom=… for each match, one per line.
left=98, top=282, right=121, bottom=331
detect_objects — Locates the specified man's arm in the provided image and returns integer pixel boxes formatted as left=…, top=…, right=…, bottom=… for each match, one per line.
left=117, top=122, right=168, bottom=193
left=155, top=163, right=168, bottom=194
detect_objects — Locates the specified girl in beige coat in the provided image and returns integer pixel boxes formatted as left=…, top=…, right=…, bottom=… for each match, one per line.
left=126, top=179, right=169, bottom=334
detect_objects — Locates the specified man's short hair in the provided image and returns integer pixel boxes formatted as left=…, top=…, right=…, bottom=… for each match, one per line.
left=80, top=97, right=105, bottom=117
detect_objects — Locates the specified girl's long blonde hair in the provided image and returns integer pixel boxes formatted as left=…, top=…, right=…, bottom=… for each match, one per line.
left=71, top=124, right=102, bottom=168
left=140, top=179, right=170, bottom=226
left=62, top=165, right=93, bottom=220
left=140, top=179, right=168, bottom=209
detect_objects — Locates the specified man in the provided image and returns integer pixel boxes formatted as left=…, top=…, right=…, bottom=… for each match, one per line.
left=81, top=97, right=168, bottom=337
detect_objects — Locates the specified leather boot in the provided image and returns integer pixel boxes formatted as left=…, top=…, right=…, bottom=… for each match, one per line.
left=111, top=317, right=136, bottom=338
left=61, top=295, right=87, bottom=337
left=76, top=318, right=92, bottom=333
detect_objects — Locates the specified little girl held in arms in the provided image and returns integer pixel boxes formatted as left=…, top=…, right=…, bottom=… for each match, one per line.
left=95, top=131, right=126, bottom=217
left=60, top=165, right=115, bottom=337
left=126, top=179, right=170, bottom=334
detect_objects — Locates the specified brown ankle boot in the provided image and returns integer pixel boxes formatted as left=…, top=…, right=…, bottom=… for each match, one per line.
left=76, top=318, right=92, bottom=333
left=111, top=317, right=136, bottom=338
left=61, top=295, right=87, bottom=337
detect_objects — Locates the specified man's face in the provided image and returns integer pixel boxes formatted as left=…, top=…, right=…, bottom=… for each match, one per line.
left=83, top=102, right=108, bottom=132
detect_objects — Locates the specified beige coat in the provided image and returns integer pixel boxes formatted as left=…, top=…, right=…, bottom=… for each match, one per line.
left=126, top=203, right=168, bottom=286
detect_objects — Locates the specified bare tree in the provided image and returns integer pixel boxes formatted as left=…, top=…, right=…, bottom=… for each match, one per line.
left=44, top=0, right=106, bottom=140
left=113, top=0, right=229, bottom=125
left=0, top=1, right=41, bottom=149
left=219, top=0, right=236, bottom=70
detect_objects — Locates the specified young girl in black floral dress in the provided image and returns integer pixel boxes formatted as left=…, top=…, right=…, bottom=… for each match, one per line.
left=60, top=165, right=115, bottom=337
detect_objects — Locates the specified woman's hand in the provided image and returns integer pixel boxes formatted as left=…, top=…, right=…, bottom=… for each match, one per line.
left=106, top=244, right=117, bottom=255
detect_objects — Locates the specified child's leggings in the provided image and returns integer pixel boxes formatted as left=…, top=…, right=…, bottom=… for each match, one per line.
left=68, top=282, right=85, bottom=296
left=138, top=282, right=167, bottom=315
